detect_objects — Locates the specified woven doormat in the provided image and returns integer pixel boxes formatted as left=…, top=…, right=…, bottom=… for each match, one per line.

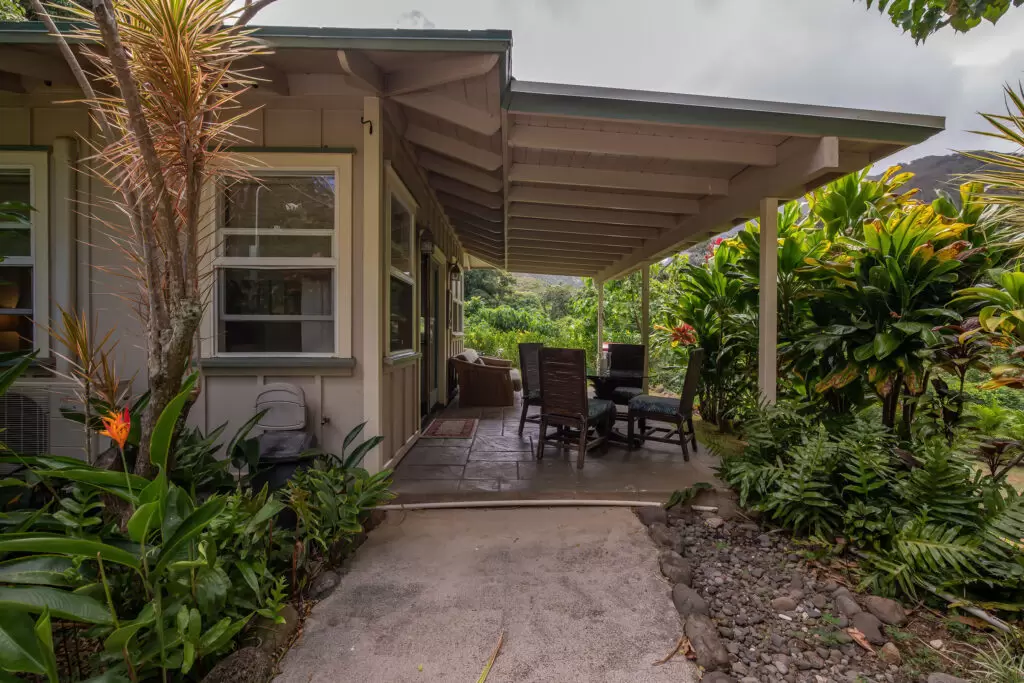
left=422, top=418, right=478, bottom=439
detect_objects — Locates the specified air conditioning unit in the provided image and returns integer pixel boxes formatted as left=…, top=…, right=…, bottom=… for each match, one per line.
left=0, top=379, right=85, bottom=476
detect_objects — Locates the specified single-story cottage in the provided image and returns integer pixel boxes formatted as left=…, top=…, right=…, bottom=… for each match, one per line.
left=0, top=22, right=943, bottom=473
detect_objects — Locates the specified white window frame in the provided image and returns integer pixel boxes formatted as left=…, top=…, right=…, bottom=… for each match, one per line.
left=450, top=264, right=465, bottom=335
left=200, top=152, right=353, bottom=358
left=0, top=150, right=49, bottom=358
left=385, top=163, right=418, bottom=359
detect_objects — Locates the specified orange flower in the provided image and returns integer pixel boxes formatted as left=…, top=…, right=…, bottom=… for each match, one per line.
left=100, top=407, right=131, bottom=450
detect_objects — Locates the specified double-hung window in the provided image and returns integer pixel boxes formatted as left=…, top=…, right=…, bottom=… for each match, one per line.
left=0, top=151, right=48, bottom=356
left=210, top=154, right=352, bottom=357
left=386, top=165, right=417, bottom=357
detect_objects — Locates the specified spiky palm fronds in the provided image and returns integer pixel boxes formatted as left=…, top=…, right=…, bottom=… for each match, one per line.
left=966, top=85, right=1024, bottom=236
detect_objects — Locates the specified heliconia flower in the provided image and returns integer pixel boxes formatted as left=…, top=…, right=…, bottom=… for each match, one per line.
left=100, top=407, right=131, bottom=450
left=657, top=322, right=696, bottom=346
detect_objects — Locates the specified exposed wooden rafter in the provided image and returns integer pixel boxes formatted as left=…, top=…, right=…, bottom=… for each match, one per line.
left=0, top=47, right=74, bottom=86
left=510, top=124, right=777, bottom=166
left=507, top=238, right=625, bottom=254
left=388, top=54, right=499, bottom=96
left=509, top=203, right=676, bottom=229
left=418, top=152, right=502, bottom=193
left=406, top=126, right=503, bottom=171
left=394, top=92, right=500, bottom=135
left=430, top=175, right=503, bottom=210
left=508, top=186, right=699, bottom=215
left=438, top=194, right=503, bottom=223
left=509, top=164, right=729, bottom=195
left=336, top=50, right=383, bottom=93
left=508, top=229, right=645, bottom=248
left=508, top=217, right=660, bottom=239
left=599, top=136, right=842, bottom=281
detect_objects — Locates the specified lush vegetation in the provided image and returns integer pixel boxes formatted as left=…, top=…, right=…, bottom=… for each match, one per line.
left=856, top=0, right=1023, bottom=41
left=0, top=358, right=393, bottom=681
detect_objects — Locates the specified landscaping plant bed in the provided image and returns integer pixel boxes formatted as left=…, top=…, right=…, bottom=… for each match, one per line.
left=638, top=506, right=990, bottom=683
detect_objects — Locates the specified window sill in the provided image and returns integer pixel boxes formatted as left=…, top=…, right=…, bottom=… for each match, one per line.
left=384, top=351, right=420, bottom=367
left=200, top=356, right=356, bottom=376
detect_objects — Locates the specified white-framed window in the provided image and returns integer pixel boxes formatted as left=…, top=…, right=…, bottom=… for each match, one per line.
left=203, top=153, right=353, bottom=357
left=0, top=150, right=49, bottom=357
left=450, top=265, right=464, bottom=334
left=386, top=164, right=418, bottom=357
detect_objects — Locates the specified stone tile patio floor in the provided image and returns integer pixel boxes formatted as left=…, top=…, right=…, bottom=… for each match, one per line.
left=392, top=401, right=724, bottom=503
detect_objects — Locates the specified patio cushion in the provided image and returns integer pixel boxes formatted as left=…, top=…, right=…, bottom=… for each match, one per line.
left=628, top=394, right=680, bottom=417
left=611, top=385, right=644, bottom=404
left=525, top=388, right=541, bottom=401
left=588, top=398, right=615, bottom=421
left=510, top=368, right=523, bottom=392
left=460, top=349, right=483, bottom=365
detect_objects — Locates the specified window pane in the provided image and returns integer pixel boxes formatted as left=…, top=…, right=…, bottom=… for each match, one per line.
left=0, top=266, right=32, bottom=311
left=390, top=197, right=413, bottom=278
left=0, top=314, right=32, bottom=352
left=223, top=234, right=331, bottom=258
left=221, top=320, right=333, bottom=354
left=0, top=228, right=31, bottom=257
left=220, top=268, right=331, bottom=316
left=0, top=169, right=30, bottom=223
left=389, top=276, right=414, bottom=353
left=221, top=174, right=334, bottom=254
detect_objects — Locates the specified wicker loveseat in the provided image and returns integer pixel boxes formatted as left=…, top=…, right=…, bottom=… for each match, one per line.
left=449, top=349, right=522, bottom=407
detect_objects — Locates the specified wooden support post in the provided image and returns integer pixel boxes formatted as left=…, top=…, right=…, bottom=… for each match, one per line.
left=758, top=197, right=779, bottom=404
left=641, top=264, right=650, bottom=392
left=596, top=280, right=605, bottom=367
left=362, top=96, right=385, bottom=470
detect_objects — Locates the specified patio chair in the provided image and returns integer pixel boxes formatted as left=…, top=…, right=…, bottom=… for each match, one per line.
left=449, top=349, right=522, bottom=408
left=537, top=347, right=615, bottom=469
left=626, top=348, right=704, bottom=460
left=607, top=343, right=646, bottom=406
left=517, top=342, right=544, bottom=436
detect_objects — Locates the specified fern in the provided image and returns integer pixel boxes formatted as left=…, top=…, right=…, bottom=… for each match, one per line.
left=838, top=418, right=895, bottom=501
left=897, top=439, right=985, bottom=529
left=981, top=486, right=1024, bottom=559
left=758, top=426, right=843, bottom=538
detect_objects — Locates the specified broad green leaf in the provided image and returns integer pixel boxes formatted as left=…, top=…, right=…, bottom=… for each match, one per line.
left=0, top=611, right=46, bottom=675
left=0, top=534, right=139, bottom=570
left=0, top=556, right=76, bottom=587
left=126, top=502, right=159, bottom=544
left=244, top=499, right=285, bottom=535
left=0, top=586, right=113, bottom=624
left=33, top=608, right=57, bottom=683
left=149, top=372, right=198, bottom=471
left=199, top=614, right=250, bottom=653
left=153, top=496, right=226, bottom=576
left=873, top=332, right=901, bottom=359
left=103, top=618, right=152, bottom=653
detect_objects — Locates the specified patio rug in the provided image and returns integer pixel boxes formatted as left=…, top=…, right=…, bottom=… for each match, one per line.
left=422, top=418, right=478, bottom=439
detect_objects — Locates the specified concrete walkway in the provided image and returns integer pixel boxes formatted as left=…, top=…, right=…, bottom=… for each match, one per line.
left=274, top=508, right=699, bottom=683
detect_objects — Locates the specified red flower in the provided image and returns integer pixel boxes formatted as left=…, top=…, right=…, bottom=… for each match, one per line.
left=658, top=322, right=696, bottom=347
left=100, top=407, right=131, bottom=450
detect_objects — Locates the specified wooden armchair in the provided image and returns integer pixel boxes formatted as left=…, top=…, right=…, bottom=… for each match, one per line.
left=627, top=348, right=703, bottom=460
left=449, top=349, right=522, bottom=407
left=537, top=347, right=615, bottom=469
left=517, top=342, right=543, bottom=435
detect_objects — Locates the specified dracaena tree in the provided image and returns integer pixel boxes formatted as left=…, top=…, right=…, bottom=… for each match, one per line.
left=32, top=0, right=278, bottom=475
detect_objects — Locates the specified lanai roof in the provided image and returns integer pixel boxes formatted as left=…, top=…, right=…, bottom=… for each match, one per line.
left=0, top=23, right=945, bottom=280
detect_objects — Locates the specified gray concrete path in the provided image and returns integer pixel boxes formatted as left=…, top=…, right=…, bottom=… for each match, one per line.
left=274, top=507, right=699, bottom=683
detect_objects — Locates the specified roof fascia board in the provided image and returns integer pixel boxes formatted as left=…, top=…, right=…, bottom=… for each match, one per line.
left=508, top=80, right=944, bottom=145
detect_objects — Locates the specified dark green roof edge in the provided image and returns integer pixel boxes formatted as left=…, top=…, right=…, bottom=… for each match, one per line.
left=0, top=21, right=512, bottom=50
left=507, top=80, right=945, bottom=145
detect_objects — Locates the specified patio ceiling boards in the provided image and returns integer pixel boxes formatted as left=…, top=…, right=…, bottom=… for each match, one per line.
left=503, top=80, right=945, bottom=281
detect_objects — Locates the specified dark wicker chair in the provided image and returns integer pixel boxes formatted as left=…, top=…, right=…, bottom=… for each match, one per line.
left=626, top=348, right=704, bottom=460
left=517, top=342, right=544, bottom=436
left=607, top=343, right=646, bottom=406
left=537, top=347, right=615, bottom=469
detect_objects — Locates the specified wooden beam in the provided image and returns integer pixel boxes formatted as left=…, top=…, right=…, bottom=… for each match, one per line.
left=508, top=217, right=660, bottom=239
left=598, top=136, right=842, bottom=281
left=508, top=238, right=626, bottom=254
left=430, top=175, right=502, bottom=210
left=449, top=215, right=505, bottom=241
left=0, top=47, right=74, bottom=86
left=457, top=230, right=503, bottom=247
left=461, top=242, right=503, bottom=259
left=509, top=203, right=676, bottom=229
left=509, top=229, right=644, bottom=248
left=336, top=50, right=383, bottom=93
left=438, top=193, right=503, bottom=223
left=406, top=126, right=502, bottom=171
left=509, top=164, right=728, bottom=196
left=509, top=249, right=616, bottom=265
left=388, top=54, right=499, bottom=96
left=510, top=124, right=777, bottom=166
left=419, top=151, right=502, bottom=193
left=507, top=262, right=598, bottom=275
left=509, top=185, right=698, bottom=215
left=393, top=92, right=500, bottom=136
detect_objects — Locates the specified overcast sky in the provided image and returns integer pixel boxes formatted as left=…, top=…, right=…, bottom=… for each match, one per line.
left=255, top=0, right=1024, bottom=162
